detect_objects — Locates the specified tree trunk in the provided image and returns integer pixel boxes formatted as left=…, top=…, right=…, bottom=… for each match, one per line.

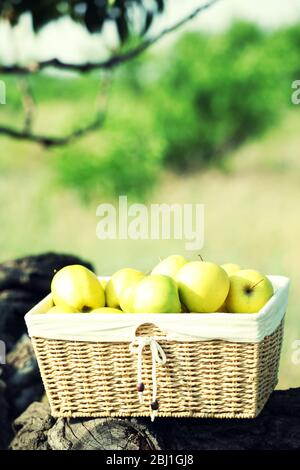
left=10, top=388, right=300, bottom=450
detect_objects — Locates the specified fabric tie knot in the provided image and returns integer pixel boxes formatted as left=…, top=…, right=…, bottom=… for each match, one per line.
left=130, top=336, right=166, bottom=421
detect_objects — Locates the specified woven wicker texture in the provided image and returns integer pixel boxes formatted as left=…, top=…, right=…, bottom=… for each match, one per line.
left=32, top=321, right=283, bottom=418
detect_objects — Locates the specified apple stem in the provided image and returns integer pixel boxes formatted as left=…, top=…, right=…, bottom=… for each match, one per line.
left=198, top=254, right=204, bottom=262
left=251, top=278, right=264, bottom=289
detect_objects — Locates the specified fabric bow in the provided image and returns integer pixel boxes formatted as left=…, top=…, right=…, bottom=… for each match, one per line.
left=129, top=336, right=166, bottom=421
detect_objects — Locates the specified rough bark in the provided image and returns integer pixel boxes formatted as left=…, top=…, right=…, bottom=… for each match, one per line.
left=10, top=402, right=161, bottom=451
left=10, top=402, right=54, bottom=450
left=10, top=388, right=300, bottom=450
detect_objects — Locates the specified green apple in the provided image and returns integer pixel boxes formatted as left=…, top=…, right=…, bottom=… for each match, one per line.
left=91, top=307, right=123, bottom=313
left=177, top=261, right=230, bottom=313
left=51, top=265, right=105, bottom=312
left=226, top=269, right=273, bottom=313
left=221, top=263, right=241, bottom=277
left=106, top=268, right=145, bottom=308
left=151, top=255, right=188, bottom=280
left=133, top=275, right=181, bottom=313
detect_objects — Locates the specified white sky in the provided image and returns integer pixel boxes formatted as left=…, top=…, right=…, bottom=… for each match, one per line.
left=0, top=0, right=300, bottom=65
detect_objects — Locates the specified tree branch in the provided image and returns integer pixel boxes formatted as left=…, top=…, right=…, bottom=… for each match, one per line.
left=0, top=74, right=111, bottom=147
left=0, top=114, right=105, bottom=147
left=0, top=0, right=219, bottom=75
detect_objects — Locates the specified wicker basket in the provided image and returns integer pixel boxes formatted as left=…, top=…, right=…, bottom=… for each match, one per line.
left=25, top=275, right=289, bottom=419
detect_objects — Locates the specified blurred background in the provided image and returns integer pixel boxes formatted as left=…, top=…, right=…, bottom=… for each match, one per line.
left=0, top=0, right=299, bottom=388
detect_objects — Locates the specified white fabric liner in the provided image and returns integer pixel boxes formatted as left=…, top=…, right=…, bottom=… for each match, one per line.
left=25, top=275, right=290, bottom=344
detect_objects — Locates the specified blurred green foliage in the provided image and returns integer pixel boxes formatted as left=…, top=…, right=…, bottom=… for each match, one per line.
left=53, top=116, right=165, bottom=201
left=152, top=23, right=279, bottom=169
left=1, top=20, right=300, bottom=199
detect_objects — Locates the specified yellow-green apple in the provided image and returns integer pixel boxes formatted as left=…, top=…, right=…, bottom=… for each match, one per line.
left=226, top=269, right=273, bottom=313
left=221, top=263, right=241, bottom=277
left=133, top=275, right=181, bottom=313
left=51, top=265, right=105, bottom=312
left=176, top=261, right=230, bottom=313
left=106, top=268, right=144, bottom=308
left=151, top=255, right=188, bottom=280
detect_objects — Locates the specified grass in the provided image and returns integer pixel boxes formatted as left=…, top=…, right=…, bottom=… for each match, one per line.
left=0, top=106, right=299, bottom=389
